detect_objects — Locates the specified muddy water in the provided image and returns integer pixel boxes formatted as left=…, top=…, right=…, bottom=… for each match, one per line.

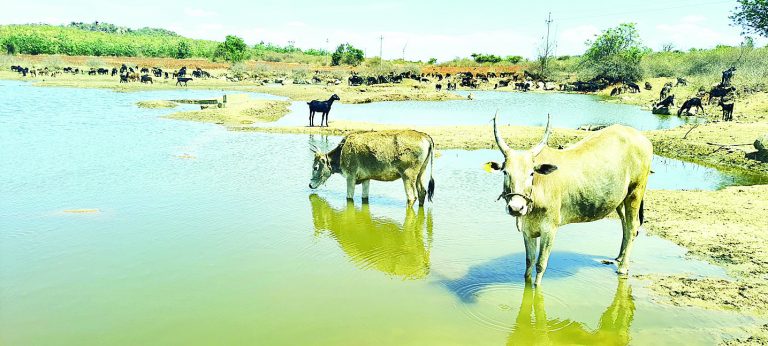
left=0, top=80, right=760, bottom=345
left=274, top=91, right=700, bottom=130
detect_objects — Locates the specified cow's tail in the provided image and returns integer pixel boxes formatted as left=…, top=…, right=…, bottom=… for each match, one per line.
left=639, top=199, right=645, bottom=225
left=427, top=135, right=436, bottom=202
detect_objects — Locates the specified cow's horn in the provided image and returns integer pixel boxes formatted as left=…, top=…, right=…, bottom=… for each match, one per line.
left=532, top=114, right=552, bottom=156
left=493, top=111, right=511, bottom=155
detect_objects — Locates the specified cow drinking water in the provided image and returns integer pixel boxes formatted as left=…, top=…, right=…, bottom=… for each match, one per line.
left=486, top=114, right=652, bottom=285
left=308, top=130, right=435, bottom=207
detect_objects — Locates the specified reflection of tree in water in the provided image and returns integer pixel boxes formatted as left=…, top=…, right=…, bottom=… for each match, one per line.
left=508, top=278, right=635, bottom=346
left=309, top=194, right=433, bottom=280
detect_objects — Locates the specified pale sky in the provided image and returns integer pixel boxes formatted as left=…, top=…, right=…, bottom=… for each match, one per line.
left=1, top=0, right=762, bottom=61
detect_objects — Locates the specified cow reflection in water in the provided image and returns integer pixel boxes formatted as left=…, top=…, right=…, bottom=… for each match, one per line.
left=507, top=278, right=634, bottom=346
left=309, top=194, right=432, bottom=280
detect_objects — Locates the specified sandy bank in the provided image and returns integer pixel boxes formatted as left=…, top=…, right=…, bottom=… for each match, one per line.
left=161, top=94, right=291, bottom=126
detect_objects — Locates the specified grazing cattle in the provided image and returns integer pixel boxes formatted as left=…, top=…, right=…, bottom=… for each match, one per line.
left=176, top=77, right=193, bottom=86
left=308, top=130, right=435, bottom=206
left=178, top=66, right=187, bottom=77
left=719, top=96, right=735, bottom=121
left=486, top=114, right=652, bottom=285
left=119, top=73, right=129, bottom=83
left=626, top=82, right=640, bottom=93
left=307, top=94, right=340, bottom=127
left=644, top=82, right=652, bottom=90
left=435, top=84, right=442, bottom=91
left=140, top=75, right=153, bottom=84
left=677, top=97, right=704, bottom=116
left=610, top=87, right=622, bottom=97
left=111, top=68, right=118, bottom=76
left=675, top=77, right=688, bottom=86
left=140, top=67, right=149, bottom=74
left=97, top=68, right=109, bottom=75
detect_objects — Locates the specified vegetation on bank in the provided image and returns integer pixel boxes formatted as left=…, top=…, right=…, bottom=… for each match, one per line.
left=0, top=23, right=329, bottom=64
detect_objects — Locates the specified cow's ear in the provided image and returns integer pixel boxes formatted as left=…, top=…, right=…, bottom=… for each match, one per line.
left=483, top=161, right=502, bottom=173
left=534, top=164, right=558, bottom=175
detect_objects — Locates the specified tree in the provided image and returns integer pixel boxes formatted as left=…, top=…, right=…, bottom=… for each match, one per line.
left=176, top=40, right=192, bottom=59
left=331, top=43, right=364, bottom=66
left=427, top=57, right=437, bottom=65
left=582, top=23, right=648, bottom=83
left=471, top=53, right=502, bottom=64
left=505, top=55, right=523, bottom=64
left=731, top=0, right=768, bottom=37
left=214, top=35, right=247, bottom=63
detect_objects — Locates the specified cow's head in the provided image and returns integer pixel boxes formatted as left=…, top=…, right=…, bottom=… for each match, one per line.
left=309, top=147, right=333, bottom=189
left=330, top=94, right=341, bottom=101
left=487, top=114, right=557, bottom=217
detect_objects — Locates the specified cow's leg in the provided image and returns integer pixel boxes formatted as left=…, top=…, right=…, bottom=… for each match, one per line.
left=618, top=190, right=643, bottom=275
left=615, top=205, right=628, bottom=262
left=309, top=111, right=313, bottom=127
left=416, top=165, right=427, bottom=206
left=346, top=176, right=356, bottom=201
left=401, top=174, right=417, bottom=207
left=361, top=180, right=370, bottom=203
left=534, top=228, right=557, bottom=286
left=523, top=231, right=537, bottom=281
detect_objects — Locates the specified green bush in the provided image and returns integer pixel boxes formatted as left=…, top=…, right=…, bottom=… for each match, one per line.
left=582, top=23, right=648, bottom=83
left=331, top=43, right=364, bottom=66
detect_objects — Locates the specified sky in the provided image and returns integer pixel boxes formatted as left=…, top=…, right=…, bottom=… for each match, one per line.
left=1, top=0, right=762, bottom=61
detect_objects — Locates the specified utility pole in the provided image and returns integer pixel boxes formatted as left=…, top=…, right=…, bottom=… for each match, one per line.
left=402, top=42, right=408, bottom=61
left=379, top=35, right=384, bottom=62
left=541, top=12, right=553, bottom=78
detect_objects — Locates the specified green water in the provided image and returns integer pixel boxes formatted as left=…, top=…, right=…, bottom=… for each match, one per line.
left=0, top=80, right=760, bottom=345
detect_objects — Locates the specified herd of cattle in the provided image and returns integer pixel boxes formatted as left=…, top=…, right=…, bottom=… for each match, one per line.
left=9, top=64, right=211, bottom=87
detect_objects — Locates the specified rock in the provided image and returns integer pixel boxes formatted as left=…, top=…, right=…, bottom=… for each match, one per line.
left=755, top=134, right=768, bottom=152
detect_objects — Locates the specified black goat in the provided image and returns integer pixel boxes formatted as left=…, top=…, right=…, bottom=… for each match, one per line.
left=677, top=97, right=703, bottom=116
left=307, top=94, right=340, bottom=127
left=176, top=77, right=193, bottom=86
left=719, top=98, right=734, bottom=121
left=656, top=95, right=675, bottom=108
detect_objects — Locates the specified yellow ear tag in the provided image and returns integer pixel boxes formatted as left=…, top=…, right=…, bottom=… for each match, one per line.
left=483, top=162, right=494, bottom=173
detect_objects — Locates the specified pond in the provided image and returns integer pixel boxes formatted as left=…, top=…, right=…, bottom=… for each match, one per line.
left=0, top=80, right=760, bottom=345
left=272, top=90, right=701, bottom=130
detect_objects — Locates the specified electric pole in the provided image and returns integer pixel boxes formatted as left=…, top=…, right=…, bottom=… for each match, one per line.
left=541, top=12, right=553, bottom=78
left=402, top=42, right=408, bottom=61
left=379, top=35, right=383, bottom=62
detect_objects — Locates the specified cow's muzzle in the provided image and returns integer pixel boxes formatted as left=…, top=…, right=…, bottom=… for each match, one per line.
left=498, top=192, right=532, bottom=216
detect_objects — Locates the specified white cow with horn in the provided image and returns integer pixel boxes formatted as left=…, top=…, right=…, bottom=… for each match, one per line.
left=486, top=113, right=652, bottom=285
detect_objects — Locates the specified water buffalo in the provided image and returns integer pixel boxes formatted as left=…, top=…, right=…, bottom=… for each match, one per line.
left=140, top=75, right=153, bottom=84
left=307, top=94, right=340, bottom=127
left=487, top=114, right=652, bottom=285
left=309, top=130, right=435, bottom=206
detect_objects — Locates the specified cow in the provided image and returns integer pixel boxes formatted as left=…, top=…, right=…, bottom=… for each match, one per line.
left=626, top=82, right=640, bottom=93
left=486, top=113, right=652, bottom=285
left=677, top=97, right=704, bottom=116
left=308, top=130, right=436, bottom=207
left=644, top=82, right=652, bottom=90
left=708, top=85, right=736, bottom=104
left=140, top=75, right=153, bottom=84
left=176, top=77, right=193, bottom=86
left=307, top=94, right=340, bottom=127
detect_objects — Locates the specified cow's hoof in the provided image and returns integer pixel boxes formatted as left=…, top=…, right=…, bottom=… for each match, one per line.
left=361, top=197, right=369, bottom=204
